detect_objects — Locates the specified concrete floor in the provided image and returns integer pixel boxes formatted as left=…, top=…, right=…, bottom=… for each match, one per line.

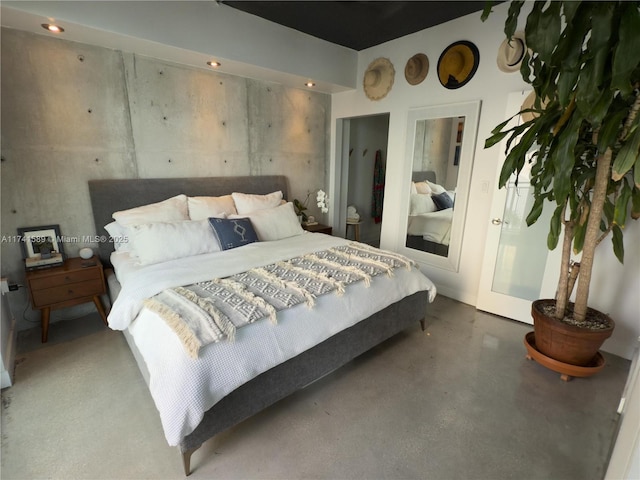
left=1, top=295, right=630, bottom=480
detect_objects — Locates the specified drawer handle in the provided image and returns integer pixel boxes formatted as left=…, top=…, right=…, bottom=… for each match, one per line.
left=65, top=276, right=71, bottom=282
left=67, top=289, right=74, bottom=295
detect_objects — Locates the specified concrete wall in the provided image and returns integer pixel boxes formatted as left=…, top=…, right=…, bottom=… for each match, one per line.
left=0, top=27, right=330, bottom=330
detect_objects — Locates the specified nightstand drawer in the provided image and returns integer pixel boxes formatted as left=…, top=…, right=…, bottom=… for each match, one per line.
left=29, top=268, right=99, bottom=291
left=31, top=279, right=104, bottom=307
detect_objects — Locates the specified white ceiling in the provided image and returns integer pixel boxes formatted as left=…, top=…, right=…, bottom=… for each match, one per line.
left=0, top=1, right=359, bottom=94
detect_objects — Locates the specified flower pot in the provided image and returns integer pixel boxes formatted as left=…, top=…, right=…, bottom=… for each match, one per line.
left=531, top=299, right=614, bottom=367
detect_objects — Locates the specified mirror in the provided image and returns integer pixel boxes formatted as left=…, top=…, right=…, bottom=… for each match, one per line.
left=401, top=101, right=481, bottom=272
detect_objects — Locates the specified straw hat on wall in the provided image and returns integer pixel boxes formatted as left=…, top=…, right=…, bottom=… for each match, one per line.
left=437, top=40, right=480, bottom=89
left=404, top=53, right=429, bottom=85
left=520, top=90, right=550, bottom=123
left=497, top=32, right=526, bottom=73
left=363, top=57, right=395, bottom=100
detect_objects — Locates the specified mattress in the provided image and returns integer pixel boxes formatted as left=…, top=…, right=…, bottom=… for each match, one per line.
left=108, top=233, right=436, bottom=446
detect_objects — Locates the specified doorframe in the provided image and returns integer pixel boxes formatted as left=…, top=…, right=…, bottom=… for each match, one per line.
left=476, top=90, right=562, bottom=324
left=331, top=114, right=390, bottom=243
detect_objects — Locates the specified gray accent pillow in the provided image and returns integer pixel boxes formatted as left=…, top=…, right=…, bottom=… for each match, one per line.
left=208, top=217, right=258, bottom=250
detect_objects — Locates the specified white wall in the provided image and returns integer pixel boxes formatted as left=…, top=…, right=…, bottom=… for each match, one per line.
left=329, top=3, right=640, bottom=360
left=1, top=1, right=356, bottom=93
left=1, top=290, right=16, bottom=388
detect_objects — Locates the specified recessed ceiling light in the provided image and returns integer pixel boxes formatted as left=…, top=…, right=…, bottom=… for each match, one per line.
left=41, top=23, right=64, bottom=33
left=305, top=82, right=316, bottom=88
left=206, top=61, right=221, bottom=68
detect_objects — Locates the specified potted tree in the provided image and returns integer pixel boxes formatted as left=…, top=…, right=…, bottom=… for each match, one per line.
left=483, top=1, right=639, bottom=371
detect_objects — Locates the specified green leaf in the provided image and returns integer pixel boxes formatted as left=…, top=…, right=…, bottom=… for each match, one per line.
left=614, top=179, right=632, bottom=228
left=597, top=108, right=628, bottom=153
left=631, top=187, right=640, bottom=219
left=557, top=70, right=578, bottom=108
left=485, top=130, right=511, bottom=149
left=561, top=1, right=581, bottom=25
left=635, top=153, right=640, bottom=189
left=612, top=117, right=640, bottom=181
left=612, top=225, right=625, bottom=263
left=612, top=2, right=640, bottom=94
left=547, top=204, right=563, bottom=250
left=573, top=220, right=586, bottom=254
left=489, top=111, right=522, bottom=136
left=589, top=3, right=615, bottom=52
left=551, top=115, right=581, bottom=204
left=480, top=1, right=494, bottom=22
left=554, top=3, right=591, bottom=72
left=520, top=50, right=531, bottom=82
left=603, top=196, right=616, bottom=223
left=526, top=2, right=561, bottom=64
left=504, top=1, right=524, bottom=38
left=526, top=195, right=545, bottom=226
left=586, top=87, right=614, bottom=128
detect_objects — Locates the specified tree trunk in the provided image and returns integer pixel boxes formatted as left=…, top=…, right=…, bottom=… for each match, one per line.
left=573, top=148, right=612, bottom=322
left=555, top=213, right=574, bottom=320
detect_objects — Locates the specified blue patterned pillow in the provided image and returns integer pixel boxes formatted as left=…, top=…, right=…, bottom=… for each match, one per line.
left=208, top=217, right=258, bottom=250
left=432, top=191, right=454, bottom=211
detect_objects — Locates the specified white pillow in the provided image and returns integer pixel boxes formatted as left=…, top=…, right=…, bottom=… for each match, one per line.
left=229, top=202, right=303, bottom=241
left=104, top=221, right=131, bottom=252
left=409, top=194, right=437, bottom=215
left=128, top=219, right=221, bottom=265
left=188, top=195, right=236, bottom=220
left=112, top=194, right=189, bottom=227
left=232, top=191, right=283, bottom=214
left=410, top=182, right=418, bottom=195
left=414, top=182, right=432, bottom=195
left=426, top=181, right=446, bottom=195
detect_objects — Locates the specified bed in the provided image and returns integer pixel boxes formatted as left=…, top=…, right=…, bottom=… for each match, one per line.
left=88, top=175, right=436, bottom=475
left=406, top=171, right=453, bottom=256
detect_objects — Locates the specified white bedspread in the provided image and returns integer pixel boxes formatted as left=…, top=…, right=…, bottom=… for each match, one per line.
left=109, top=233, right=436, bottom=446
left=407, top=208, right=453, bottom=245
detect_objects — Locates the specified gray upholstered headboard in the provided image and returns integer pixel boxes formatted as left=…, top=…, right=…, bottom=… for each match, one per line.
left=411, top=171, right=436, bottom=183
left=88, top=176, right=289, bottom=265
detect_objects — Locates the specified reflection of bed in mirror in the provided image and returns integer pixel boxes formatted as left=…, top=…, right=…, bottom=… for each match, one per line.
left=406, top=171, right=453, bottom=257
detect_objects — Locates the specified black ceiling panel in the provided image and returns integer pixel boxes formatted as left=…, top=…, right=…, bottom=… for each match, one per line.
left=222, top=1, right=491, bottom=51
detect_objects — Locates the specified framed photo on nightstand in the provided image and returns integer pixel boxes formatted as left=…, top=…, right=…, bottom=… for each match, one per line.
left=17, top=224, right=65, bottom=270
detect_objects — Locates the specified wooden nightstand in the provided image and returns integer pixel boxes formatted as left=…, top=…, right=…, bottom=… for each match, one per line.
left=26, top=257, right=108, bottom=342
left=302, top=223, right=332, bottom=235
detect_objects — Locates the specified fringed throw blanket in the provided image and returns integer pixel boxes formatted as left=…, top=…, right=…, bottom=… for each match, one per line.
left=144, top=243, right=415, bottom=358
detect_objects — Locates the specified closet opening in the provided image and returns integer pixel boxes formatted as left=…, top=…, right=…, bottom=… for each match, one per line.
left=336, top=113, right=390, bottom=248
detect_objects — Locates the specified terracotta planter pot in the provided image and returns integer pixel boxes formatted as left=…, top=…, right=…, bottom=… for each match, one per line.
left=531, top=299, right=615, bottom=367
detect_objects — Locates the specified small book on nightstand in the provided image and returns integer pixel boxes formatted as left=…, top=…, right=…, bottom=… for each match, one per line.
left=24, top=253, right=64, bottom=271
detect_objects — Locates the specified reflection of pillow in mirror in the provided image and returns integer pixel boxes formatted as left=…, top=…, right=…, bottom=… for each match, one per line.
left=447, top=190, right=456, bottom=204
left=426, top=180, right=446, bottom=195
left=414, top=182, right=431, bottom=194
left=410, top=182, right=418, bottom=194
left=432, top=191, right=454, bottom=211
left=409, top=194, right=437, bottom=215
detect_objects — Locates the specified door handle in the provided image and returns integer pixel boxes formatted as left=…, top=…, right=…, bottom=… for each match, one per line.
left=491, top=218, right=502, bottom=225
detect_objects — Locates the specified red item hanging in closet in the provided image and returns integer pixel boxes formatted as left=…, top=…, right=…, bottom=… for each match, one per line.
left=371, top=150, right=385, bottom=224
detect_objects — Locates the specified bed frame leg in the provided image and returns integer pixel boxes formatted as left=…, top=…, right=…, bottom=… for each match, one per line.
left=420, top=319, right=426, bottom=331
left=181, top=448, right=197, bottom=476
